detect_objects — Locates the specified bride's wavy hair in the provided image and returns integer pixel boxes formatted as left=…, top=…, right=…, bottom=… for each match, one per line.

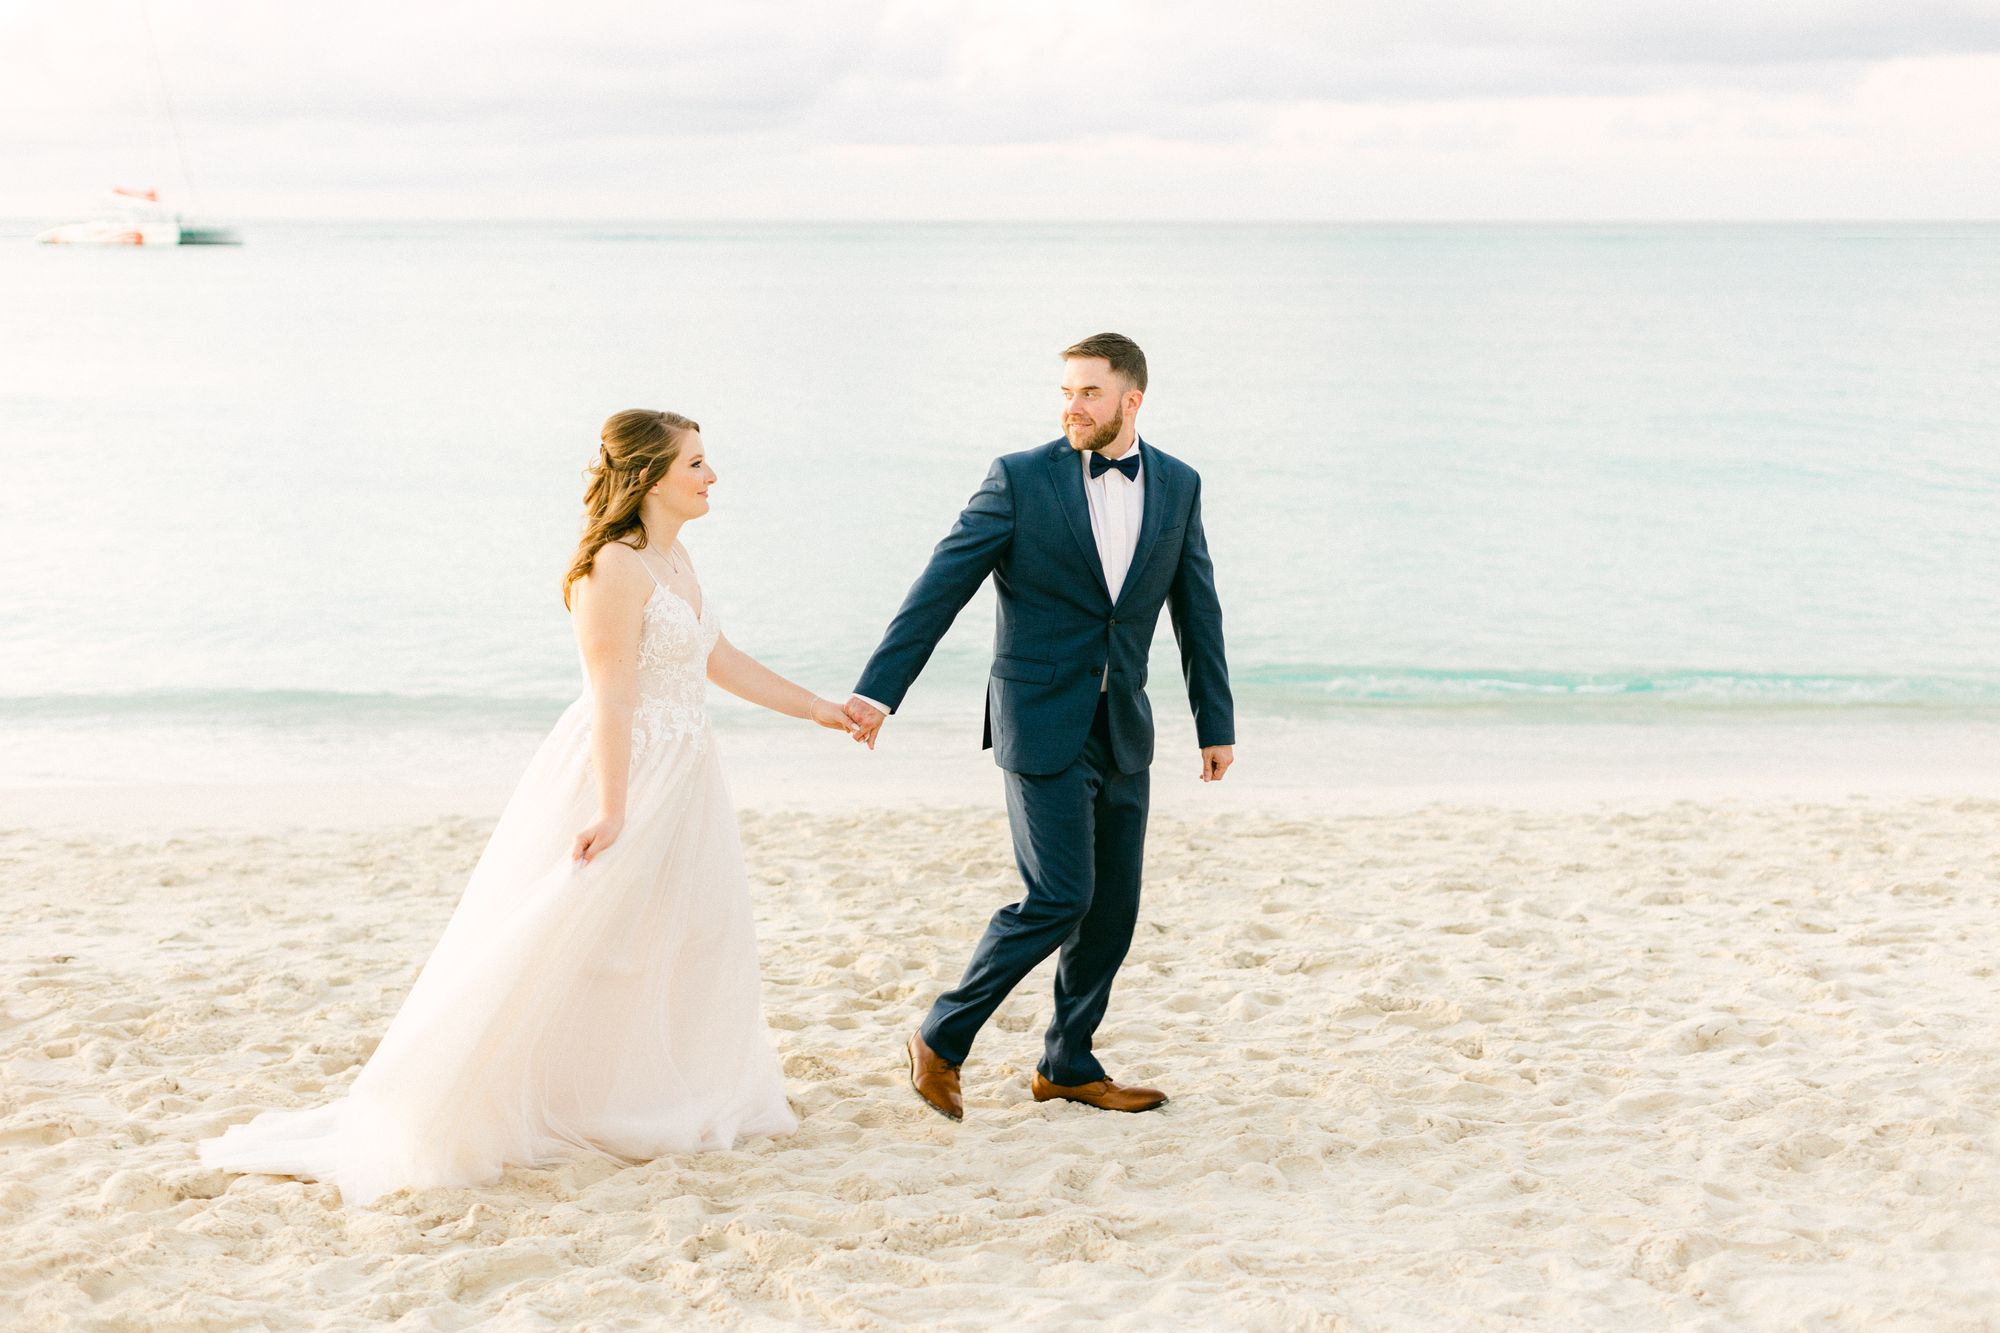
left=563, top=408, right=701, bottom=608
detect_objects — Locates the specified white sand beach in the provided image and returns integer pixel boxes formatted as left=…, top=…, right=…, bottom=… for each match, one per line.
left=4, top=790, right=1998, bottom=1329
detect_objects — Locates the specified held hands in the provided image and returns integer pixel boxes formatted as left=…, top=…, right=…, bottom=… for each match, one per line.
left=572, top=811, right=624, bottom=865
left=843, top=696, right=886, bottom=749
left=809, top=696, right=862, bottom=736
left=1199, top=745, right=1234, bottom=783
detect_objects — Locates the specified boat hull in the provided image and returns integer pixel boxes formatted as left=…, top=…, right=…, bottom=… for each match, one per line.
left=36, top=219, right=182, bottom=246
left=176, top=225, right=243, bottom=246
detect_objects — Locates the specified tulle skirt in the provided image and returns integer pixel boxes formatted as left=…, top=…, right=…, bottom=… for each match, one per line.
left=197, top=701, right=798, bottom=1206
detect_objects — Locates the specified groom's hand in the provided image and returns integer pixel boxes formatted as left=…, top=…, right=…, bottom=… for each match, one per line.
left=844, top=696, right=887, bottom=749
left=1199, top=745, right=1234, bottom=783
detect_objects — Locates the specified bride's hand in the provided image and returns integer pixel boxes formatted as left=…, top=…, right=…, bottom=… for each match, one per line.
left=809, top=696, right=861, bottom=735
left=572, top=813, right=624, bottom=864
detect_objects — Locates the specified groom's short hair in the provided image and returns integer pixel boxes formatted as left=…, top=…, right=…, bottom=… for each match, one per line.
left=1062, top=333, right=1148, bottom=394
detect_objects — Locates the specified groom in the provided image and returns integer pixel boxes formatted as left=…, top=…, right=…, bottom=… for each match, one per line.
left=845, top=332, right=1234, bottom=1120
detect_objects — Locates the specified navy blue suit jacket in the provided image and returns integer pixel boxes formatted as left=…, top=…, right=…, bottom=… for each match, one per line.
left=854, top=437, right=1234, bottom=776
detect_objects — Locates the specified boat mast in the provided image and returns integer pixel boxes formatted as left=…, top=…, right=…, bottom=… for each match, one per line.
left=139, top=0, right=198, bottom=212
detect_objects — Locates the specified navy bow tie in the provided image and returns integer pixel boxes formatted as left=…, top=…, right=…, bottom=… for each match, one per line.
left=1089, top=451, right=1140, bottom=482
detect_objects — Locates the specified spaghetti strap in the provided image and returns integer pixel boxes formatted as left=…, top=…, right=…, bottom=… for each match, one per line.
left=638, top=552, right=666, bottom=591
left=624, top=540, right=667, bottom=591
left=633, top=541, right=703, bottom=618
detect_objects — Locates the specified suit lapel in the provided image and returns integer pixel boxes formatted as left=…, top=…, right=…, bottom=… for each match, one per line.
left=1114, top=438, right=1166, bottom=613
left=1044, top=441, right=1111, bottom=603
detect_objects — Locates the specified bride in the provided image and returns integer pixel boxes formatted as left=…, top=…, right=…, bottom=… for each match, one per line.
left=198, top=408, right=854, bottom=1206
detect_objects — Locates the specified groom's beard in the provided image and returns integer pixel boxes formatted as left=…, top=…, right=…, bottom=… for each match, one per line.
left=1071, top=404, right=1125, bottom=453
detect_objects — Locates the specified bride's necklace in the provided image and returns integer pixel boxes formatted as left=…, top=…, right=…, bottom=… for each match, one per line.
left=643, top=538, right=687, bottom=578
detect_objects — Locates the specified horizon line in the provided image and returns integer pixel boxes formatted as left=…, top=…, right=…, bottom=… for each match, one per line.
left=5, top=214, right=1999, bottom=228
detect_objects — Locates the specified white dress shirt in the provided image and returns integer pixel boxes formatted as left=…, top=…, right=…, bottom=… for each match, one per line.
left=851, top=441, right=1144, bottom=714
left=1083, top=442, right=1145, bottom=601
left=1082, top=441, right=1144, bottom=693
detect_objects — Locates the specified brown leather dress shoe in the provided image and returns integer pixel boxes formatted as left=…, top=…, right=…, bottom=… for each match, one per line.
left=1030, top=1072, right=1169, bottom=1112
left=907, top=1029, right=963, bottom=1121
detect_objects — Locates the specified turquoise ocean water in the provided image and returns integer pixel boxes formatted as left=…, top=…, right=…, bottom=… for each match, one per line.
left=2, top=222, right=1997, bottom=796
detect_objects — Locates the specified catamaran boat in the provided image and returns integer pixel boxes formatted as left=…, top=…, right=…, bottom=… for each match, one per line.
left=36, top=186, right=241, bottom=246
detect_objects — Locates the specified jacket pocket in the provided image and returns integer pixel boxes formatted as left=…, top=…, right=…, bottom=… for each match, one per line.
left=991, top=654, right=1057, bottom=684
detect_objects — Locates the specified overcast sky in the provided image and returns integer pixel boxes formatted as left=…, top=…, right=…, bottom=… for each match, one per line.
left=4, top=0, right=1999, bottom=220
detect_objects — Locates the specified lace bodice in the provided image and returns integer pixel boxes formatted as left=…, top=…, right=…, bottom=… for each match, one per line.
left=632, top=584, right=719, bottom=751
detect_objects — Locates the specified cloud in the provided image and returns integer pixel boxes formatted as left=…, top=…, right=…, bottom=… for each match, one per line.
left=1, top=0, right=1997, bottom=217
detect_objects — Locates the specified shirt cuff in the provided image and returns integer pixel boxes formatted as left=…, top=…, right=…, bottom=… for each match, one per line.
left=851, top=694, right=891, bottom=716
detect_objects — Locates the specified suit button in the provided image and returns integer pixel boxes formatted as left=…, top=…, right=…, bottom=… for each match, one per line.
left=1108, top=618, right=1119, bottom=626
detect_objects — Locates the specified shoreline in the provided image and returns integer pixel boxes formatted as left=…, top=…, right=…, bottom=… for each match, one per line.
left=6, top=709, right=2000, bottom=831
left=11, top=712, right=2000, bottom=824
left=8, top=773, right=2000, bottom=835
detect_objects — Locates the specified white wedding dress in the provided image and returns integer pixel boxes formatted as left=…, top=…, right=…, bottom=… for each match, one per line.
left=198, top=563, right=798, bottom=1205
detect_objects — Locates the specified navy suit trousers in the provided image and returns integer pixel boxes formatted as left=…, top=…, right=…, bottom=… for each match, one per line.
left=919, top=694, right=1150, bottom=1085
